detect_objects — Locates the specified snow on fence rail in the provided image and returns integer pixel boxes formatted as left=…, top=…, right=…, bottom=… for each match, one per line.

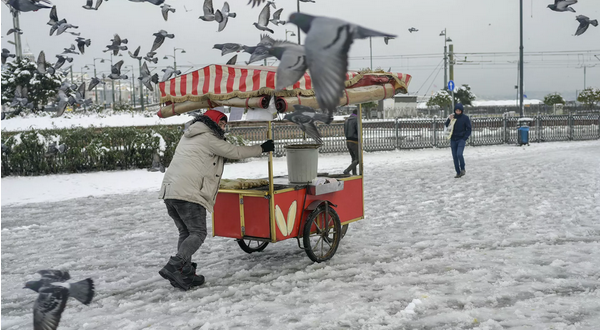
left=1, top=115, right=598, bottom=176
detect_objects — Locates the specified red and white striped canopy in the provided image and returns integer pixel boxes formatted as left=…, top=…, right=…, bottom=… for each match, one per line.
left=159, top=64, right=411, bottom=103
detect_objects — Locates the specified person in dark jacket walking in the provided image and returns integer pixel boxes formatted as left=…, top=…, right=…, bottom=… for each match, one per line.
left=444, top=103, right=472, bottom=178
left=343, top=110, right=359, bottom=175
left=158, top=109, right=275, bottom=291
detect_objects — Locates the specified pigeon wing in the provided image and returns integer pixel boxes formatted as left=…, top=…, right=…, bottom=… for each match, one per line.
left=112, top=60, right=124, bottom=74
left=37, top=51, right=47, bottom=74
left=304, top=19, right=353, bottom=117
left=141, top=61, right=151, bottom=76
left=226, top=54, right=237, bottom=65
left=217, top=11, right=228, bottom=31
left=203, top=0, right=214, bottom=15
left=575, top=15, right=590, bottom=36
left=112, top=34, right=122, bottom=46
left=274, top=45, right=307, bottom=90
left=33, top=286, right=69, bottom=330
left=302, top=121, right=323, bottom=144
left=48, top=6, right=58, bottom=25
left=77, top=41, right=85, bottom=55
left=272, top=8, right=283, bottom=20
left=150, top=35, right=165, bottom=53
left=222, top=1, right=230, bottom=15
left=258, top=4, right=270, bottom=26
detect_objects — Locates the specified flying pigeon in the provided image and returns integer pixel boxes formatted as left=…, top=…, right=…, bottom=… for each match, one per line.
left=24, top=270, right=94, bottom=330
left=284, top=105, right=332, bottom=144
left=270, top=8, right=285, bottom=25
left=215, top=2, right=236, bottom=32
left=56, top=23, right=79, bottom=36
left=83, top=0, right=104, bottom=10
left=7, top=28, right=23, bottom=35
left=54, top=55, right=74, bottom=70
left=408, top=27, right=418, bottom=33
left=384, top=36, right=395, bottom=45
left=1, top=48, right=16, bottom=65
left=108, top=60, right=128, bottom=79
left=254, top=4, right=274, bottom=33
left=575, top=15, right=598, bottom=36
left=226, top=54, right=237, bottom=65
left=138, top=61, right=159, bottom=91
left=88, top=76, right=102, bottom=91
left=268, top=42, right=307, bottom=90
left=36, top=50, right=48, bottom=74
left=160, top=66, right=181, bottom=82
left=104, top=34, right=128, bottom=55
left=62, top=44, right=79, bottom=55
left=69, top=32, right=81, bottom=36
left=76, top=37, right=91, bottom=54
left=129, top=0, right=165, bottom=5
left=161, top=3, right=175, bottom=21
left=143, top=52, right=159, bottom=63
left=245, top=34, right=276, bottom=64
left=52, top=89, right=70, bottom=116
left=68, top=82, right=90, bottom=106
left=547, top=0, right=577, bottom=12
left=47, top=6, right=64, bottom=27
left=150, top=30, right=174, bottom=52
left=6, top=0, right=52, bottom=12
left=288, top=12, right=396, bottom=117
left=128, top=45, right=142, bottom=59
left=199, top=0, right=217, bottom=21
left=213, top=43, right=243, bottom=56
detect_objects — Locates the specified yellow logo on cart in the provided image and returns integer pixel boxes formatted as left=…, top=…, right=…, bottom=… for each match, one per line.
left=275, top=201, right=297, bottom=237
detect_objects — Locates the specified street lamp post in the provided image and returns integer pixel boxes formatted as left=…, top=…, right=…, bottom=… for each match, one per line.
left=440, top=28, right=452, bottom=91
left=123, top=65, right=136, bottom=108
left=285, top=29, right=296, bottom=42
left=519, top=0, right=524, bottom=117
left=10, top=11, right=23, bottom=58
left=296, top=0, right=301, bottom=44
left=136, top=58, right=145, bottom=112
left=108, top=53, right=123, bottom=108
left=93, top=57, right=109, bottom=104
left=172, top=47, right=186, bottom=71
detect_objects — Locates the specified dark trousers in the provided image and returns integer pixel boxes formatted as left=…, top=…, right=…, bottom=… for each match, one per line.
left=164, top=199, right=207, bottom=263
left=450, top=139, right=466, bottom=174
left=344, top=141, right=359, bottom=175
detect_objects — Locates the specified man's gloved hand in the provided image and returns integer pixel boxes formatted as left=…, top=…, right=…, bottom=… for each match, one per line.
left=261, top=140, right=275, bottom=153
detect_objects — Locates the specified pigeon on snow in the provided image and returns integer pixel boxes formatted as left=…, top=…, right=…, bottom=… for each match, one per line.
left=575, top=15, right=598, bottom=36
left=161, top=3, right=175, bottom=21
left=213, top=43, right=244, bottom=56
left=254, top=4, right=274, bottom=33
left=150, top=30, right=174, bottom=52
left=24, top=270, right=94, bottom=330
left=547, top=0, right=577, bottom=12
left=284, top=105, right=332, bottom=144
left=288, top=12, right=396, bottom=117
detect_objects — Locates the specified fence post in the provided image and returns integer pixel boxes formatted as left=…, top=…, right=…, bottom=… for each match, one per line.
left=568, top=113, right=573, bottom=141
left=503, top=117, right=508, bottom=144
left=536, top=115, right=540, bottom=143
left=395, top=118, right=399, bottom=150
left=432, top=119, right=437, bottom=148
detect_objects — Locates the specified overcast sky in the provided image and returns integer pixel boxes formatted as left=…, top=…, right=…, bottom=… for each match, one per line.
left=2, top=0, right=599, bottom=100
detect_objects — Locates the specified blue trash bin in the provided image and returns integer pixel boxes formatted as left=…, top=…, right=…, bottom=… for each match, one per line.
left=518, top=126, right=529, bottom=145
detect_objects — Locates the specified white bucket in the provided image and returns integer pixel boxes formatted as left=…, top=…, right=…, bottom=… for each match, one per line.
left=285, top=144, right=320, bottom=184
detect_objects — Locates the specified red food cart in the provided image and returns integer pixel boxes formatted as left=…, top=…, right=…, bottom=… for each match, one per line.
left=158, top=65, right=411, bottom=262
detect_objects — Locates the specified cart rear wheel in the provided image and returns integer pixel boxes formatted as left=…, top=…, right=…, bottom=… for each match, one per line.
left=303, top=205, right=341, bottom=263
left=237, top=239, right=269, bottom=253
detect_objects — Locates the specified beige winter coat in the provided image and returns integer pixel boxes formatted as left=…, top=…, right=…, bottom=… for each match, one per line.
left=158, top=120, right=263, bottom=212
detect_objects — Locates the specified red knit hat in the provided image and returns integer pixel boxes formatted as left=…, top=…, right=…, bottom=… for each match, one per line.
left=204, top=109, right=227, bottom=123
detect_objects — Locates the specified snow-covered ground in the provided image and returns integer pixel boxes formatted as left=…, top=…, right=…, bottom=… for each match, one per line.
left=2, top=140, right=600, bottom=330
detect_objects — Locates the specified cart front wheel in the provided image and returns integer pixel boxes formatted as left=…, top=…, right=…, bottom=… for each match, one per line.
left=237, top=239, right=269, bottom=253
left=303, top=205, right=341, bottom=262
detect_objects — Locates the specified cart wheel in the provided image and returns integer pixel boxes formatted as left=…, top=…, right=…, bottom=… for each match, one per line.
left=236, top=239, right=269, bottom=254
left=303, top=205, right=341, bottom=262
